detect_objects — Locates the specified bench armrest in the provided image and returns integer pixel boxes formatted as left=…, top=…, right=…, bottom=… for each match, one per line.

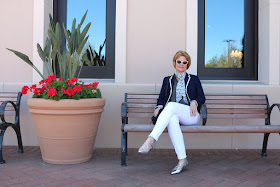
left=121, top=102, right=127, bottom=118
left=268, top=103, right=280, bottom=124
left=0, top=101, right=17, bottom=124
left=201, top=104, right=207, bottom=125
left=121, top=102, right=128, bottom=132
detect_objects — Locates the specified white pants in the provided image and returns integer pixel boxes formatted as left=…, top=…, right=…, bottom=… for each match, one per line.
left=149, top=102, right=200, bottom=159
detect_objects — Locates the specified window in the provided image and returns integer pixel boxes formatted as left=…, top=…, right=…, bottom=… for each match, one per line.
left=197, top=0, right=258, bottom=80
left=53, top=0, right=116, bottom=79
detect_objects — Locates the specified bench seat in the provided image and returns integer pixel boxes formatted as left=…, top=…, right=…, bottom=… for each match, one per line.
left=124, top=124, right=280, bottom=133
left=121, top=93, right=280, bottom=166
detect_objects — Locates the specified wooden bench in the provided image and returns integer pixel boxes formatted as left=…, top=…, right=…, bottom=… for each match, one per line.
left=121, top=93, right=280, bottom=166
left=0, top=92, right=23, bottom=164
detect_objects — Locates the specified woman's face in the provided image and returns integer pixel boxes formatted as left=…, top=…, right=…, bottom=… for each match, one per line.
left=175, top=56, right=188, bottom=73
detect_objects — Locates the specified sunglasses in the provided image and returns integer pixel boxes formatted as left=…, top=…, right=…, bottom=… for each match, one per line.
left=176, top=59, right=188, bottom=65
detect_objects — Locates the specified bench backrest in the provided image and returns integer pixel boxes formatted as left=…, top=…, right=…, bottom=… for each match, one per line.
left=125, top=93, right=269, bottom=120
left=0, top=92, right=21, bottom=115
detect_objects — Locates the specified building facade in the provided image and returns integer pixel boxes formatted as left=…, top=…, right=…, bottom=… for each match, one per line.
left=1, top=0, right=280, bottom=149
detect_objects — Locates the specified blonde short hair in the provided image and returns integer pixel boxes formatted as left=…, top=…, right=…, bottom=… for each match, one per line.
left=172, top=50, right=191, bottom=69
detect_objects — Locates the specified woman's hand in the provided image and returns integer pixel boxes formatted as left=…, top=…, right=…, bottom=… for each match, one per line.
left=190, top=101, right=198, bottom=117
left=154, top=105, right=163, bottom=116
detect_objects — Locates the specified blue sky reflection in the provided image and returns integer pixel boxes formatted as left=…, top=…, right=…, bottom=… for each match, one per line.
left=205, top=0, right=244, bottom=64
left=67, top=0, right=106, bottom=55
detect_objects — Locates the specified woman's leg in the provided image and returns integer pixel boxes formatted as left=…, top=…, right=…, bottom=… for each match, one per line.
left=167, top=115, right=186, bottom=159
left=149, top=102, right=200, bottom=141
left=139, top=102, right=178, bottom=153
left=166, top=104, right=200, bottom=174
left=139, top=102, right=200, bottom=154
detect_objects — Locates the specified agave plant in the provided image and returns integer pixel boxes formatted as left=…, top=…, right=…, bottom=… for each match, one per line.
left=84, top=39, right=106, bottom=66
left=7, top=11, right=90, bottom=80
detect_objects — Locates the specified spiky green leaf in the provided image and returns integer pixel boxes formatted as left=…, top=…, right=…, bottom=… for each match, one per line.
left=77, top=35, right=89, bottom=55
left=37, top=44, right=45, bottom=62
left=78, top=10, right=88, bottom=29
left=79, top=22, right=91, bottom=45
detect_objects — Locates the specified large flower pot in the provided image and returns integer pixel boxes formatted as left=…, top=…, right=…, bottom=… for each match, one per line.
left=27, top=98, right=105, bottom=164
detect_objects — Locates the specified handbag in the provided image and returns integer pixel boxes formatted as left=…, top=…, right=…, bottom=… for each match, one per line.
left=151, top=108, right=163, bottom=125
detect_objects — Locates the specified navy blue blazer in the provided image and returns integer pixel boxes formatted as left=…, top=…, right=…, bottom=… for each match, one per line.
left=157, top=73, right=205, bottom=111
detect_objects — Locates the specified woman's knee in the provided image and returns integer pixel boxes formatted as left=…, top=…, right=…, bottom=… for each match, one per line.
left=167, top=115, right=180, bottom=130
left=170, top=115, right=179, bottom=123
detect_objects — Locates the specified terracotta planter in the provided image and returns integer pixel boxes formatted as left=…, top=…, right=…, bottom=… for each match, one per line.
left=27, top=98, right=105, bottom=164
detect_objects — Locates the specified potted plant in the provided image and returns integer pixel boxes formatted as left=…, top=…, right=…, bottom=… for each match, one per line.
left=7, top=11, right=105, bottom=164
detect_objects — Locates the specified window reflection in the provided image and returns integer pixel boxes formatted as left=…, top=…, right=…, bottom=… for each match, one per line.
left=67, top=0, right=106, bottom=66
left=205, top=0, right=244, bottom=68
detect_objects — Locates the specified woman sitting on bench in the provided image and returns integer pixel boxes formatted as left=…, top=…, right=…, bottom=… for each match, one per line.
left=138, top=50, right=205, bottom=175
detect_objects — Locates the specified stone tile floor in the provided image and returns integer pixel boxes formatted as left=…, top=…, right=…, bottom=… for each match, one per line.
left=1, top=146, right=280, bottom=186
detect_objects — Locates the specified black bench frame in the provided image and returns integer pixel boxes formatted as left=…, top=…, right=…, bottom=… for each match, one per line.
left=0, top=92, right=23, bottom=164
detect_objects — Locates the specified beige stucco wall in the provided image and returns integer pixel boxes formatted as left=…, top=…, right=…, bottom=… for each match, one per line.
left=3, top=82, right=280, bottom=150
left=0, top=0, right=33, bottom=82
left=126, top=0, right=186, bottom=84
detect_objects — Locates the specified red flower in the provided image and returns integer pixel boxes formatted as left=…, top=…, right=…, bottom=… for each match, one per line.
left=61, top=88, right=67, bottom=94
left=44, top=74, right=56, bottom=85
left=66, top=87, right=75, bottom=96
left=29, top=84, right=37, bottom=92
left=22, top=86, right=29, bottom=95
left=21, top=76, right=100, bottom=101
left=83, top=82, right=99, bottom=88
left=73, top=85, right=82, bottom=92
left=40, top=85, right=46, bottom=92
left=48, top=74, right=55, bottom=81
left=71, top=77, right=77, bottom=83
left=47, top=87, right=57, bottom=96
left=59, top=77, right=65, bottom=81
left=65, top=79, right=73, bottom=84
left=39, top=80, right=44, bottom=85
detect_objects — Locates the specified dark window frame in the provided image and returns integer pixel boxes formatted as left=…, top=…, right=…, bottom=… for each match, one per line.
left=53, top=0, right=116, bottom=79
left=197, top=0, right=258, bottom=80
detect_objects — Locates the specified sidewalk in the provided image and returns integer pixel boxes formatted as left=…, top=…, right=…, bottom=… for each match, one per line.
left=1, top=146, right=280, bottom=186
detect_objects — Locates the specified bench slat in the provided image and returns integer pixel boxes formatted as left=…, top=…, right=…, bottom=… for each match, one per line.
left=127, top=113, right=267, bottom=118
left=207, top=109, right=267, bottom=114
left=128, top=108, right=154, bottom=113
left=128, top=113, right=153, bottom=118
left=127, top=94, right=159, bottom=99
left=0, top=92, right=19, bottom=97
left=0, top=98, right=17, bottom=102
left=124, top=124, right=280, bottom=133
left=206, top=104, right=267, bottom=109
left=205, top=95, right=266, bottom=100
left=1, top=106, right=16, bottom=111
left=127, top=103, right=156, bottom=108
left=205, top=100, right=267, bottom=105
left=127, top=98, right=158, bottom=103
left=208, top=113, right=267, bottom=118
left=127, top=109, right=268, bottom=115
left=2, top=111, right=16, bottom=116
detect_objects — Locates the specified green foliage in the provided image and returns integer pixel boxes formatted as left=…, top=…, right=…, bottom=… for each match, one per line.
left=84, top=40, right=106, bottom=66
left=205, top=44, right=243, bottom=68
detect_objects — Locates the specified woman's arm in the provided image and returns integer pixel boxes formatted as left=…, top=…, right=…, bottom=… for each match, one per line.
left=157, top=77, right=168, bottom=106
left=194, top=76, right=205, bottom=107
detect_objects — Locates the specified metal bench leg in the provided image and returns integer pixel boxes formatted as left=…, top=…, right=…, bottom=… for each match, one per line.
left=0, top=129, right=6, bottom=164
left=125, top=133, right=128, bottom=155
left=12, top=126, right=23, bottom=154
left=262, top=133, right=270, bottom=157
left=121, top=132, right=127, bottom=166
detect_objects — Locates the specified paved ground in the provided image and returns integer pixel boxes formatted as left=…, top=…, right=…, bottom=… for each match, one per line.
left=1, top=147, right=280, bottom=186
